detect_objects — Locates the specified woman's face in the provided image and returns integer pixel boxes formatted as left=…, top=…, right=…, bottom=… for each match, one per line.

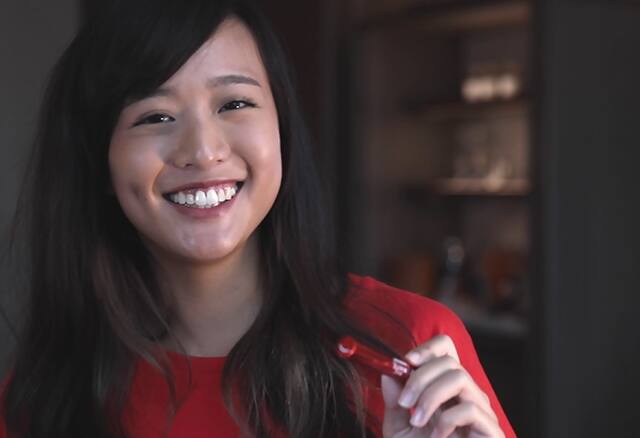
left=109, top=18, right=282, bottom=264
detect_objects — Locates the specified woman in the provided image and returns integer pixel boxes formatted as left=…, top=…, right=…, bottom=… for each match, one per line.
left=1, top=0, right=514, bottom=436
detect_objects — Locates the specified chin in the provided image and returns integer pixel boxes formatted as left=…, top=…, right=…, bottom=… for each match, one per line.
left=174, top=241, right=240, bottom=264
left=191, top=230, right=258, bottom=261
left=139, top=233, right=238, bottom=266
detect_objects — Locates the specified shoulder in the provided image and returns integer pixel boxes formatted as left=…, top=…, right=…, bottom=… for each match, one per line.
left=345, top=273, right=468, bottom=349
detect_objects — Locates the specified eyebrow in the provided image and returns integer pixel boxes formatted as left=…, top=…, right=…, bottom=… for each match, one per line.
left=128, top=74, right=262, bottom=104
left=157, top=74, right=261, bottom=97
left=207, top=74, right=262, bottom=88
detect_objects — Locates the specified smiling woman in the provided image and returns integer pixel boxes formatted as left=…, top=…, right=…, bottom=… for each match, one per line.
left=109, top=18, right=282, bottom=267
left=0, top=1, right=514, bottom=437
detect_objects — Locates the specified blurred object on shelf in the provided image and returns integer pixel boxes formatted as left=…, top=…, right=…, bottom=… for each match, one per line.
left=434, top=239, right=529, bottom=338
left=382, top=252, right=437, bottom=296
left=462, top=75, right=495, bottom=103
left=436, top=236, right=468, bottom=304
left=447, top=118, right=530, bottom=195
left=481, top=248, right=527, bottom=312
left=453, top=122, right=491, bottom=178
left=462, top=62, right=522, bottom=103
left=444, top=98, right=530, bottom=195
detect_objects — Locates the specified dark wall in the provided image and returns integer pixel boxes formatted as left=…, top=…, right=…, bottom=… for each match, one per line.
left=538, top=1, right=640, bottom=436
left=0, top=0, right=79, bottom=375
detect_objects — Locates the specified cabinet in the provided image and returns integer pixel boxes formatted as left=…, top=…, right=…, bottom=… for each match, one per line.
left=344, top=0, right=534, bottom=432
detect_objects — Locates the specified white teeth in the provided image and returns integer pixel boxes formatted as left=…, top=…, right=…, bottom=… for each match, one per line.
left=168, top=183, right=240, bottom=209
left=207, top=189, right=219, bottom=206
left=195, top=190, right=207, bottom=207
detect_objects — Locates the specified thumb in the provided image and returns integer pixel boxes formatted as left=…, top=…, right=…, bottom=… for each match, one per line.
left=381, top=375, right=411, bottom=435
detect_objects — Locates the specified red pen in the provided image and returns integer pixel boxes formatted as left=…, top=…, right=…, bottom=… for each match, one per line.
left=336, top=336, right=414, bottom=382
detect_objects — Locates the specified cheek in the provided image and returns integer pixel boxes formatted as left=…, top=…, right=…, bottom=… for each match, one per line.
left=256, top=140, right=282, bottom=178
left=108, top=139, right=164, bottom=207
left=251, top=135, right=282, bottom=204
left=238, top=118, right=282, bottom=178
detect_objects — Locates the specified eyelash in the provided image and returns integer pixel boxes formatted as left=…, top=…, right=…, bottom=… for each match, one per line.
left=220, top=99, right=257, bottom=112
left=132, top=99, right=258, bottom=127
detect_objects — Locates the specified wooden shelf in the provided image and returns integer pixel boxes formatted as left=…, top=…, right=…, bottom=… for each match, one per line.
left=359, top=0, right=531, bottom=34
left=433, top=178, right=531, bottom=196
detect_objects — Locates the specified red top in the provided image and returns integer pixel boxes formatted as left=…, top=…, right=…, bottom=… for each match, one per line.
left=1, top=274, right=516, bottom=437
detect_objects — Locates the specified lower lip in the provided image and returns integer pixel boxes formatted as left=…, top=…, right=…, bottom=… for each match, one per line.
left=166, top=191, right=239, bottom=219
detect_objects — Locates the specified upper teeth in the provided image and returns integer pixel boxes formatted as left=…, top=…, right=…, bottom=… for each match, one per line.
left=169, top=184, right=239, bottom=208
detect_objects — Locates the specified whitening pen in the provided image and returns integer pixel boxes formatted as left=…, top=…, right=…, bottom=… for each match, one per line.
left=336, top=336, right=414, bottom=382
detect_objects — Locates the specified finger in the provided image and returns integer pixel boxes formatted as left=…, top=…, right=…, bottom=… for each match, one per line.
left=405, top=335, right=459, bottom=367
left=397, top=352, right=495, bottom=426
left=444, top=370, right=496, bottom=421
left=397, top=354, right=460, bottom=409
left=410, top=368, right=492, bottom=428
left=431, top=401, right=505, bottom=438
left=380, top=375, right=411, bottom=436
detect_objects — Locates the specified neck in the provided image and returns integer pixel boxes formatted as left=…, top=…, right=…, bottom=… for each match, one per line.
left=153, top=234, right=264, bottom=357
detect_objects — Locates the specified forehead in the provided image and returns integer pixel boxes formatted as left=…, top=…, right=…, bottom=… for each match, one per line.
left=163, top=17, right=267, bottom=88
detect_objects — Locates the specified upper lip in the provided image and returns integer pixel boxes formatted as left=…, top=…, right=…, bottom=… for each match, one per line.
left=163, top=179, right=243, bottom=194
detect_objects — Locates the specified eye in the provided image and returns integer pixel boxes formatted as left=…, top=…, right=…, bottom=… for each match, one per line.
left=133, top=113, right=175, bottom=127
left=219, top=99, right=257, bottom=113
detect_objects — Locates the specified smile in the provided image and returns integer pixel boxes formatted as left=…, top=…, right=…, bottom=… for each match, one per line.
left=164, top=182, right=242, bottom=209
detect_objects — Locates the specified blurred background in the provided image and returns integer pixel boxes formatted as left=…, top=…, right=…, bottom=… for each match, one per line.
left=1, top=0, right=639, bottom=437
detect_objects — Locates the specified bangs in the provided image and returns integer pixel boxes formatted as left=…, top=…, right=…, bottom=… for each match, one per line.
left=80, top=0, right=234, bottom=112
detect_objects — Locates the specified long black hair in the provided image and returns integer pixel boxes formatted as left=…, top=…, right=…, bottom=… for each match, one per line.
left=2, top=1, right=407, bottom=436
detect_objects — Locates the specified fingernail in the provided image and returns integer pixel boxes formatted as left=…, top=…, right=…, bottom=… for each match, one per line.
left=410, top=407, right=426, bottom=427
left=405, top=352, right=420, bottom=364
left=397, top=390, right=414, bottom=408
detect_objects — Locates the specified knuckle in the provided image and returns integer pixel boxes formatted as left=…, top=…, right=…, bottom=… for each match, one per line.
left=447, top=367, right=468, bottom=384
left=435, top=334, right=455, bottom=350
left=464, top=402, right=479, bottom=416
left=437, top=410, right=457, bottom=429
left=442, top=354, right=459, bottom=368
left=432, top=407, right=459, bottom=437
left=417, top=392, right=437, bottom=413
left=433, top=334, right=451, bottom=349
left=443, top=334, right=455, bottom=348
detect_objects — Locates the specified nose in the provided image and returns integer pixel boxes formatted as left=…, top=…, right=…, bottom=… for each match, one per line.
left=169, top=115, right=231, bottom=169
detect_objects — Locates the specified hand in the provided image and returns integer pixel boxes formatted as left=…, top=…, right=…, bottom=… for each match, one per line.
left=380, top=335, right=504, bottom=438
